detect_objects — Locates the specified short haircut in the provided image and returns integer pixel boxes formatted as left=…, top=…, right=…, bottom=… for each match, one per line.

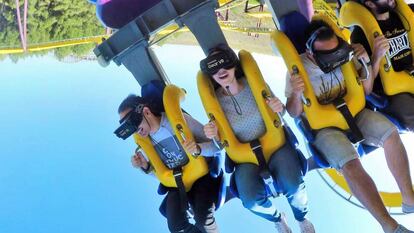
left=305, top=20, right=336, bottom=44
left=357, top=0, right=377, bottom=9
left=305, top=20, right=336, bottom=51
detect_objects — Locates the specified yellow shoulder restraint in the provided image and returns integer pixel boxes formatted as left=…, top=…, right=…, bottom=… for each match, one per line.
left=271, top=14, right=366, bottom=140
left=340, top=0, right=414, bottom=95
left=197, top=50, right=286, bottom=196
left=133, top=85, right=209, bottom=204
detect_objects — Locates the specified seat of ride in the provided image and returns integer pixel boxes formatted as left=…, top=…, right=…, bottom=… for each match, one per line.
left=197, top=49, right=308, bottom=199
left=338, top=0, right=413, bottom=134
left=140, top=81, right=228, bottom=216
left=340, top=0, right=414, bottom=96
left=273, top=10, right=413, bottom=212
left=274, top=11, right=406, bottom=169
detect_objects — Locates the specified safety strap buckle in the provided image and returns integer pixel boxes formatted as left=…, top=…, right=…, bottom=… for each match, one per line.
left=262, top=173, right=273, bottom=186
left=261, top=171, right=279, bottom=197
left=250, top=140, right=279, bottom=197
left=173, top=169, right=183, bottom=177
left=335, top=101, right=347, bottom=109
left=251, top=144, right=262, bottom=151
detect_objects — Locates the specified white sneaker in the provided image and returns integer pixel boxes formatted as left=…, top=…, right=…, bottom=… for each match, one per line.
left=298, top=218, right=316, bottom=233
left=402, top=202, right=414, bottom=214
left=275, top=213, right=292, bottom=233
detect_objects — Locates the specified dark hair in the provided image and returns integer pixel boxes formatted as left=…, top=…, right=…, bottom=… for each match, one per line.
left=358, top=0, right=372, bottom=4
left=118, top=94, right=146, bottom=114
left=118, top=94, right=163, bottom=116
left=357, top=0, right=379, bottom=8
left=206, top=45, right=245, bottom=89
left=305, top=20, right=336, bottom=45
left=118, top=94, right=164, bottom=119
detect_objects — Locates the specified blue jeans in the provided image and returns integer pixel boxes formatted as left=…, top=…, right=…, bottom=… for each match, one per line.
left=234, top=143, right=309, bottom=222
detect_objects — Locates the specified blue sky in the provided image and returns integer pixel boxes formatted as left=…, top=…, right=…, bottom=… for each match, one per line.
left=0, top=45, right=413, bottom=233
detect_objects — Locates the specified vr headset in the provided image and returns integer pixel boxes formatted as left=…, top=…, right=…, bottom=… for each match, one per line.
left=306, top=27, right=354, bottom=73
left=114, top=104, right=145, bottom=140
left=200, top=48, right=238, bottom=75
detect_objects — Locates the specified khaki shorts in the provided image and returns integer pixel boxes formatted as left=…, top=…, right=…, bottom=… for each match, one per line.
left=313, top=108, right=397, bottom=169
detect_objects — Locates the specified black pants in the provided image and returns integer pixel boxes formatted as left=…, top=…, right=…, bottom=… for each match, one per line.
left=165, top=174, right=220, bottom=233
left=384, top=93, right=414, bottom=131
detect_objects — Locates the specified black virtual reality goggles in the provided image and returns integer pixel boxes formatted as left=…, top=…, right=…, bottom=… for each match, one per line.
left=200, top=48, right=238, bottom=76
left=306, top=28, right=354, bottom=73
left=114, top=104, right=145, bottom=140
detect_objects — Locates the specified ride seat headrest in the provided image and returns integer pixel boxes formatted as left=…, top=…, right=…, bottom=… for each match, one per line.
left=141, top=79, right=166, bottom=113
left=279, top=11, right=310, bottom=54
left=94, top=0, right=163, bottom=29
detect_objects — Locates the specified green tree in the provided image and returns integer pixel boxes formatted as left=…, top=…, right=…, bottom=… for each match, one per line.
left=0, top=0, right=105, bottom=61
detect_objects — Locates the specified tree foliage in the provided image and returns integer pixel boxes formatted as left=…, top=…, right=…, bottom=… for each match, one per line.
left=0, top=0, right=105, bottom=61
